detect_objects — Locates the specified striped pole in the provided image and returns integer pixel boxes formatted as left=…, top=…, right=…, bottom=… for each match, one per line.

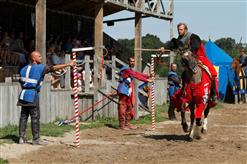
left=151, top=57, right=155, bottom=130
left=72, top=52, right=80, bottom=147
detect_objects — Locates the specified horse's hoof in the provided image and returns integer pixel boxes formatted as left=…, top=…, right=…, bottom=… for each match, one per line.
left=189, top=129, right=194, bottom=140
left=201, top=128, right=207, bottom=134
left=182, top=123, right=189, bottom=133
left=195, top=135, right=202, bottom=140
left=194, top=125, right=202, bottom=139
left=187, top=135, right=193, bottom=142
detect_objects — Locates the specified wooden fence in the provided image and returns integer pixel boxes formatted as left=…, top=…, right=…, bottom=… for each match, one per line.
left=0, top=54, right=168, bottom=128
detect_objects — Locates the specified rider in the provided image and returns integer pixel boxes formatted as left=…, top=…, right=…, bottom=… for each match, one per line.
left=160, top=22, right=218, bottom=101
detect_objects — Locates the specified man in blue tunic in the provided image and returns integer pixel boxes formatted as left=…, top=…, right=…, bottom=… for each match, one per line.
left=17, top=51, right=74, bottom=145
left=167, top=63, right=180, bottom=120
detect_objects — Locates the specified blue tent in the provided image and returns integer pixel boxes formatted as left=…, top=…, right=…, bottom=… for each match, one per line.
left=204, top=40, right=234, bottom=101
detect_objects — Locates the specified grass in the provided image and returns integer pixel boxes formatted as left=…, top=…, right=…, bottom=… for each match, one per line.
left=214, top=102, right=224, bottom=110
left=0, top=159, right=8, bottom=164
left=0, top=104, right=169, bottom=145
left=0, top=158, right=9, bottom=164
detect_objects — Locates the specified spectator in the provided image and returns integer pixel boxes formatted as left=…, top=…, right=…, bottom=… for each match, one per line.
left=167, top=63, right=180, bottom=120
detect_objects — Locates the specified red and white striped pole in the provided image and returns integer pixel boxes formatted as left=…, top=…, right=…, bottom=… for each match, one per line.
left=151, top=57, right=155, bottom=130
left=72, top=52, right=80, bottom=147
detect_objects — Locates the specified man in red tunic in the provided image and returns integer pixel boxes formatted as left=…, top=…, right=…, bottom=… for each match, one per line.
left=117, top=57, right=153, bottom=130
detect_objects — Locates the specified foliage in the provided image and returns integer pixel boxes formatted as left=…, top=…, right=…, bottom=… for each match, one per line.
left=118, top=34, right=171, bottom=77
left=215, top=37, right=247, bottom=58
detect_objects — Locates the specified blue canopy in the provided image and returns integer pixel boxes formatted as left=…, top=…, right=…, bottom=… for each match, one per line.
left=205, top=40, right=234, bottom=101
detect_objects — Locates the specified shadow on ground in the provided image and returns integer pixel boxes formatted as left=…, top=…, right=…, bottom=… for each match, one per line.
left=144, top=134, right=190, bottom=141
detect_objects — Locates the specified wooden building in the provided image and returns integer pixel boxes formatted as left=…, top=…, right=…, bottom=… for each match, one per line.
left=0, top=0, right=173, bottom=127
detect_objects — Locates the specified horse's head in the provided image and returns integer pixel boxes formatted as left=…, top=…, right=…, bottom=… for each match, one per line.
left=178, top=49, right=199, bottom=74
left=177, top=49, right=202, bottom=84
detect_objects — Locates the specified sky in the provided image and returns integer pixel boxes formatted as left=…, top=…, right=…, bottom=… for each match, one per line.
left=103, top=0, right=247, bottom=43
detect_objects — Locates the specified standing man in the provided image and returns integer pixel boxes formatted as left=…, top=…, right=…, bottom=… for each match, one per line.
left=239, top=49, right=247, bottom=76
left=160, top=22, right=218, bottom=100
left=117, top=57, right=153, bottom=130
left=17, top=51, right=74, bottom=145
left=239, top=49, right=247, bottom=65
left=167, top=63, right=180, bottom=120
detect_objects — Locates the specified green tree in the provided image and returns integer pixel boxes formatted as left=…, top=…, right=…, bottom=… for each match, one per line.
left=118, top=34, right=171, bottom=77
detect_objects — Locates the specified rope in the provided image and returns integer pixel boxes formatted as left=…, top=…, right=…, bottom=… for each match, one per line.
left=58, top=91, right=117, bottom=125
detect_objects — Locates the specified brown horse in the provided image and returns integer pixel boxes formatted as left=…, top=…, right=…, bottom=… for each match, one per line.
left=173, top=49, right=216, bottom=140
left=231, top=58, right=247, bottom=103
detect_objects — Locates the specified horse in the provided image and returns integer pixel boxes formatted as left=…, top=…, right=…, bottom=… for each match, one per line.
left=231, top=58, right=247, bottom=104
left=172, top=49, right=217, bottom=140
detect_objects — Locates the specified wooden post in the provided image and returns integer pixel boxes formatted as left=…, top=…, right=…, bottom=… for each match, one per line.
left=64, top=54, right=71, bottom=89
left=169, top=0, right=174, bottom=64
left=84, top=55, right=90, bottom=92
left=94, top=2, right=103, bottom=120
left=134, top=12, right=142, bottom=119
left=111, top=55, right=116, bottom=84
left=35, top=0, right=46, bottom=63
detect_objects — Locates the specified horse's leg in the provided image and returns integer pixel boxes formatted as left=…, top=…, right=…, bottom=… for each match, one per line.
left=188, top=103, right=195, bottom=140
left=181, top=103, right=188, bottom=133
left=202, top=105, right=210, bottom=134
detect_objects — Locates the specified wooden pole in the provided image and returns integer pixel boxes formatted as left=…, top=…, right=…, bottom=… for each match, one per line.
left=135, top=48, right=170, bottom=52
left=35, top=0, right=46, bottom=63
left=94, top=2, right=103, bottom=120
left=134, top=11, right=142, bottom=119
left=169, top=0, right=174, bottom=64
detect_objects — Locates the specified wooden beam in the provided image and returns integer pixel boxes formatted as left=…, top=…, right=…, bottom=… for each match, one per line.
left=93, top=2, right=103, bottom=120
left=35, top=0, right=46, bottom=63
left=169, top=0, right=174, bottom=64
left=134, top=12, right=142, bottom=119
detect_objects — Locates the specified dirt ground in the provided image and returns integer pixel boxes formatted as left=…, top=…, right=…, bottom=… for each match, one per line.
left=1, top=103, right=247, bottom=164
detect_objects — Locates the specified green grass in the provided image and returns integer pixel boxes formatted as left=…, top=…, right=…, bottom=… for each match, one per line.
left=0, top=104, right=169, bottom=145
left=214, top=102, right=224, bottom=110
left=133, top=104, right=168, bottom=124
left=0, top=159, right=8, bottom=164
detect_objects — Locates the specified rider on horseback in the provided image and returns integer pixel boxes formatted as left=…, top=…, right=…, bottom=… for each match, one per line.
left=160, top=22, right=218, bottom=101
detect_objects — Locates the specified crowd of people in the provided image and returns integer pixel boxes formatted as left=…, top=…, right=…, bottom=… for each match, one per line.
left=0, top=29, right=120, bottom=88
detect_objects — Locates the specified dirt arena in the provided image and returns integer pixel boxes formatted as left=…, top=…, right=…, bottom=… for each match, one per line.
left=1, top=103, right=247, bottom=164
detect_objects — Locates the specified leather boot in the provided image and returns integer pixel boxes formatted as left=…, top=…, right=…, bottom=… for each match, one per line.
left=32, top=138, right=48, bottom=145
left=125, top=111, right=137, bottom=130
left=118, top=102, right=128, bottom=130
left=31, top=117, right=40, bottom=140
left=19, top=109, right=28, bottom=142
left=210, top=80, right=217, bottom=102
